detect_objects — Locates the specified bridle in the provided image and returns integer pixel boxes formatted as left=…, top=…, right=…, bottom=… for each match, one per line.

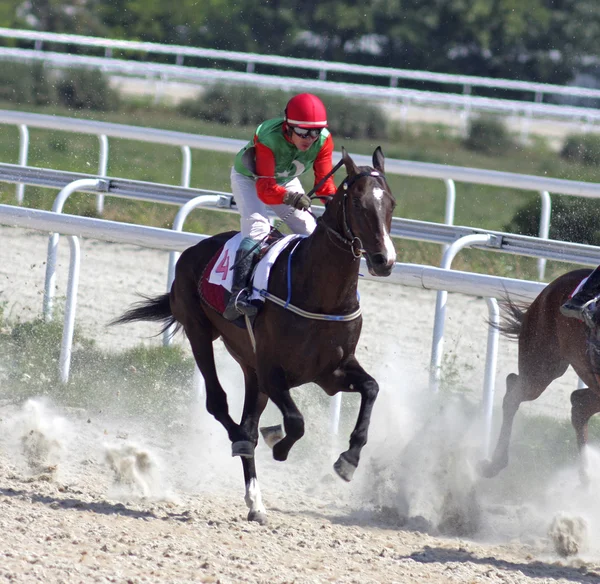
left=313, top=169, right=387, bottom=259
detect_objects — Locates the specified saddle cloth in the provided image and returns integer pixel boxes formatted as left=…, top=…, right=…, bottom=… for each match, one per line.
left=200, top=233, right=304, bottom=316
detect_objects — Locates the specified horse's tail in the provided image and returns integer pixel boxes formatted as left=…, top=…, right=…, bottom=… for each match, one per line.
left=494, top=297, right=529, bottom=339
left=109, top=293, right=181, bottom=337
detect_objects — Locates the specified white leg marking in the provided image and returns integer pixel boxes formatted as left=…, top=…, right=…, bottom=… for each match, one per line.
left=245, top=478, right=266, bottom=515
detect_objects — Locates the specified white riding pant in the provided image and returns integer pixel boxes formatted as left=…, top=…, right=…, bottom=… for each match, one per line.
left=230, top=168, right=317, bottom=240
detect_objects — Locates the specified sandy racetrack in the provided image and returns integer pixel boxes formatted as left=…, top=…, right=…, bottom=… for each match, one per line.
left=1, top=225, right=600, bottom=583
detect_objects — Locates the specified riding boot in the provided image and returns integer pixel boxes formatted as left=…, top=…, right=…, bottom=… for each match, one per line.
left=560, top=266, right=600, bottom=319
left=223, top=240, right=259, bottom=321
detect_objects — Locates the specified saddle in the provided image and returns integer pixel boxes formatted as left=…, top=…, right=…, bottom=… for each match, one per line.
left=199, top=229, right=287, bottom=328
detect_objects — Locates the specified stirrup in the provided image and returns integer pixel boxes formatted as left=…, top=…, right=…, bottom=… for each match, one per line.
left=223, top=289, right=257, bottom=320
left=560, top=301, right=584, bottom=320
left=235, top=290, right=258, bottom=317
left=561, top=297, right=596, bottom=322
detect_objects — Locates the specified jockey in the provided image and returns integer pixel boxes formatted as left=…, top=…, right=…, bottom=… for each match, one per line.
left=223, top=92, right=337, bottom=321
left=560, top=265, right=600, bottom=319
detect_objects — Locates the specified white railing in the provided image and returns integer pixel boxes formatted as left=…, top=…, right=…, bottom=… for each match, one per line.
left=3, top=46, right=600, bottom=137
left=4, top=163, right=600, bottom=269
left=4, top=109, right=600, bottom=397
left=2, top=27, right=600, bottom=105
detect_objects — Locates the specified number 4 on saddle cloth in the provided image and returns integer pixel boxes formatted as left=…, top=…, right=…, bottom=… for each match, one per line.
left=199, top=231, right=304, bottom=327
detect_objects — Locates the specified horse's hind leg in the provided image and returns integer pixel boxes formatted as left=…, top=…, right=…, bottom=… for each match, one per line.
left=478, top=359, right=568, bottom=478
left=571, top=387, right=600, bottom=485
left=477, top=373, right=524, bottom=478
left=183, top=321, right=252, bottom=450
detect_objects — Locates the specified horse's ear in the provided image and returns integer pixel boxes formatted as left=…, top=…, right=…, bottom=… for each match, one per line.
left=342, top=146, right=359, bottom=176
left=372, top=146, right=385, bottom=173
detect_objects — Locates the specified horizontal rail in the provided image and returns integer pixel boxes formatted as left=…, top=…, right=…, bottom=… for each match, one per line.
left=389, top=217, right=600, bottom=266
left=2, top=48, right=600, bottom=125
left=0, top=203, right=205, bottom=251
left=0, top=203, right=545, bottom=301
left=3, top=164, right=600, bottom=268
left=0, top=163, right=234, bottom=207
left=3, top=110, right=600, bottom=198
left=2, top=27, right=599, bottom=102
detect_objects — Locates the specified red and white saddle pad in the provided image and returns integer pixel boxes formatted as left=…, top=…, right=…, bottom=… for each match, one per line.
left=199, top=233, right=304, bottom=315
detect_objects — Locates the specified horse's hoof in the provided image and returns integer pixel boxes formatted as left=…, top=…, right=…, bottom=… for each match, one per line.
left=272, top=441, right=288, bottom=462
left=260, top=424, right=284, bottom=449
left=334, top=454, right=356, bottom=482
left=232, top=441, right=254, bottom=458
left=247, top=510, right=268, bottom=525
left=476, top=459, right=499, bottom=478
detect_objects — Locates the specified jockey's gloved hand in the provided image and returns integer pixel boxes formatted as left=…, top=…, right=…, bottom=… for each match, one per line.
left=283, top=191, right=311, bottom=211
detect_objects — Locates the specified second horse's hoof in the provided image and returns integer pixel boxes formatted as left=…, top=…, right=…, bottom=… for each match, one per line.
left=232, top=441, right=254, bottom=458
left=476, top=459, right=499, bottom=478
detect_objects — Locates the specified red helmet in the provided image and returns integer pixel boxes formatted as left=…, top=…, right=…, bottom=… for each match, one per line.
left=284, top=93, right=328, bottom=128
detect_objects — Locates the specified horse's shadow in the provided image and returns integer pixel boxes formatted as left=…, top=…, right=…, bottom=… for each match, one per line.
left=0, top=486, right=190, bottom=523
left=274, top=506, right=599, bottom=583
left=406, top=546, right=599, bottom=584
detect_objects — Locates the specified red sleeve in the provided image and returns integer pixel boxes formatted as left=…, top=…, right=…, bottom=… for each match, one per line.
left=313, top=134, right=337, bottom=196
left=254, top=140, right=288, bottom=205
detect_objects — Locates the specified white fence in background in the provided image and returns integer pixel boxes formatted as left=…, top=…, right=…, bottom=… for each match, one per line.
left=2, top=27, right=600, bottom=106
left=3, top=45, right=600, bottom=139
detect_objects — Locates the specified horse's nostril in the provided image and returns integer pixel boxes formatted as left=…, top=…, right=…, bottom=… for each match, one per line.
left=371, top=253, right=387, bottom=266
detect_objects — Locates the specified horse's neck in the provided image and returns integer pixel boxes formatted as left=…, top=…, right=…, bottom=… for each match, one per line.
left=294, top=223, right=360, bottom=312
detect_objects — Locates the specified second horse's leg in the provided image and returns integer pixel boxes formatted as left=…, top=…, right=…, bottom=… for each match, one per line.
left=571, top=387, right=600, bottom=486
left=477, top=362, right=566, bottom=478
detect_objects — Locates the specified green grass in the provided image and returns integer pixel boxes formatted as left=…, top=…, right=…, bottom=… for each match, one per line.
left=0, top=314, right=196, bottom=427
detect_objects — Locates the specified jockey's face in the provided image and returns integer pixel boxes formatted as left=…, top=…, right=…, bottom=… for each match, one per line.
left=289, top=127, right=320, bottom=151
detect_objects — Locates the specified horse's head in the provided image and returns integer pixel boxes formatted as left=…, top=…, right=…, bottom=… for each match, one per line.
left=322, top=147, right=396, bottom=277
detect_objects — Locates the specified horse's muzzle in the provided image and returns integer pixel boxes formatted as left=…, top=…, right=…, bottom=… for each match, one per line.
left=366, top=252, right=394, bottom=277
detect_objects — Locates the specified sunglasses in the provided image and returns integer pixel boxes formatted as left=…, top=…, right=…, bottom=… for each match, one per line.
left=291, top=126, right=322, bottom=139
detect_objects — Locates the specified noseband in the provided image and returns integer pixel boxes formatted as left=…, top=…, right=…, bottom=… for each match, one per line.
left=318, top=170, right=386, bottom=259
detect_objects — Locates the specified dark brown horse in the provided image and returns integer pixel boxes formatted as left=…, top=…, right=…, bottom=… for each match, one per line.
left=112, top=147, right=396, bottom=523
left=478, top=267, right=600, bottom=483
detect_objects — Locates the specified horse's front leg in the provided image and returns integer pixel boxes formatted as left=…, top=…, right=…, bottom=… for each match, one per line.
left=319, top=355, right=379, bottom=482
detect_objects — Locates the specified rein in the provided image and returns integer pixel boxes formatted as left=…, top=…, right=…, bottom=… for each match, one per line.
left=307, top=158, right=345, bottom=199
